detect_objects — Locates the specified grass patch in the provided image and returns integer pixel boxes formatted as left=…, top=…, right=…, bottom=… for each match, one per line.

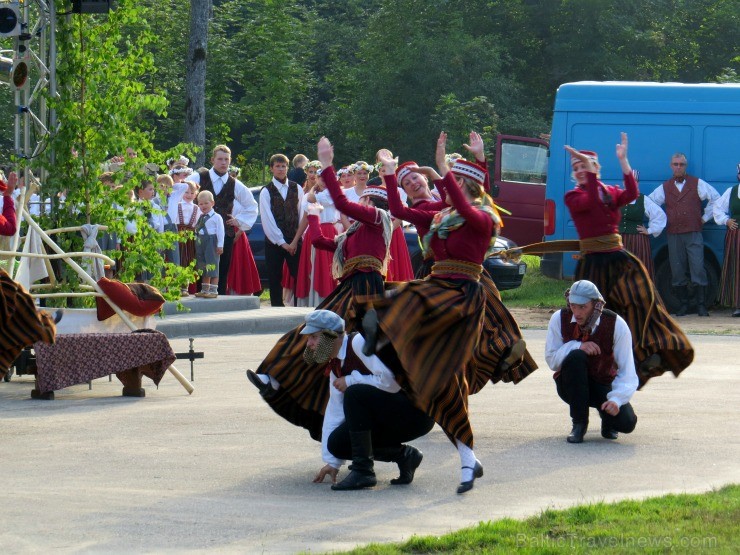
left=500, top=255, right=571, bottom=309
left=332, top=485, right=739, bottom=554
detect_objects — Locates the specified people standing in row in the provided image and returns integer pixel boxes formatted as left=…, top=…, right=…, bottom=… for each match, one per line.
left=713, top=165, right=740, bottom=317
left=259, top=153, right=305, bottom=307
left=648, top=153, right=720, bottom=317
left=188, top=145, right=259, bottom=296
left=288, top=154, right=309, bottom=187
left=618, top=170, right=666, bottom=279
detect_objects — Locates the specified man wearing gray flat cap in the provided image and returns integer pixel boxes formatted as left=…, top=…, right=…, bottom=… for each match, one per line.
left=247, top=309, right=433, bottom=491
left=545, top=280, right=639, bottom=444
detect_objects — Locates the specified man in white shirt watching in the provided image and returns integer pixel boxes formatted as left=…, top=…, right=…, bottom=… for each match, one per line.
left=545, top=280, right=638, bottom=444
left=189, top=145, right=258, bottom=295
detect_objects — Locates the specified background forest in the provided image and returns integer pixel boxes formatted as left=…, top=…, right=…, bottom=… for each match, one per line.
left=1, top=0, right=738, bottom=176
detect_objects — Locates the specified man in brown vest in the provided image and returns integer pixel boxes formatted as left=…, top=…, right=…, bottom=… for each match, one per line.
left=189, top=145, right=258, bottom=295
left=649, top=153, right=720, bottom=316
left=258, top=154, right=305, bottom=306
left=545, top=280, right=638, bottom=444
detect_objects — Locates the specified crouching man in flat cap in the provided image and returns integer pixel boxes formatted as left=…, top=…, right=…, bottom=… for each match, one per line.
left=545, top=280, right=638, bottom=443
left=247, top=309, right=433, bottom=490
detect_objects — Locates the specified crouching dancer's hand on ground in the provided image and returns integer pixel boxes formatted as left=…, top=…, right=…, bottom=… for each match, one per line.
left=313, top=464, right=338, bottom=484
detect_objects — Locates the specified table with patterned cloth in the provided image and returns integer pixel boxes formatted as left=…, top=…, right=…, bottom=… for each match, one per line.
left=32, top=330, right=176, bottom=399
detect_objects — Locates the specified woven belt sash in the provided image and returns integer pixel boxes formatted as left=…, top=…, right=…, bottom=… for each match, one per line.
left=430, top=260, right=483, bottom=281
left=342, top=255, right=382, bottom=278
left=580, top=234, right=623, bottom=254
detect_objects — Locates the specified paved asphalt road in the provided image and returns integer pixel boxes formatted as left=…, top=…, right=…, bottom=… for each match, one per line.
left=1, top=331, right=738, bottom=553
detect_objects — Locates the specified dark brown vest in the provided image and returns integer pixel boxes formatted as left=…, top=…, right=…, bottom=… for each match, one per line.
left=264, top=180, right=300, bottom=242
left=340, top=333, right=374, bottom=378
left=560, top=309, right=618, bottom=385
left=663, top=175, right=702, bottom=234
left=198, top=170, right=236, bottom=237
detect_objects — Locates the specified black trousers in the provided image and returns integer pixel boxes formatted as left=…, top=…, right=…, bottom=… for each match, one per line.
left=216, top=233, right=235, bottom=295
left=264, top=240, right=301, bottom=306
left=327, top=384, right=435, bottom=460
left=555, top=350, right=637, bottom=433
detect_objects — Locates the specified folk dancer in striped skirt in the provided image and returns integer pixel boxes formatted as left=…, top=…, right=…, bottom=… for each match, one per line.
left=713, top=166, right=740, bottom=317
left=619, top=170, right=666, bottom=280
left=245, top=137, right=392, bottom=442
left=357, top=137, right=502, bottom=494
left=0, top=172, right=57, bottom=378
left=565, top=133, right=693, bottom=386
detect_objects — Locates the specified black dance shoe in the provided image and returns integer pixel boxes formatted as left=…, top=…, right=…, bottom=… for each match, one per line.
left=246, top=369, right=276, bottom=399
left=567, top=421, right=588, bottom=443
left=732, top=309, right=740, bottom=317
left=331, top=470, right=377, bottom=491
left=601, top=421, right=619, bottom=440
left=390, top=446, right=424, bottom=485
left=457, top=460, right=484, bottom=494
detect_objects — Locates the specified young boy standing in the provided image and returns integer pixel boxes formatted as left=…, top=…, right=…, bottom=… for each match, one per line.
left=195, top=191, right=224, bottom=298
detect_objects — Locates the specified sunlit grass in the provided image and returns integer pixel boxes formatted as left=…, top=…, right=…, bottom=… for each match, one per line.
left=500, top=255, right=571, bottom=308
left=327, top=485, right=739, bottom=554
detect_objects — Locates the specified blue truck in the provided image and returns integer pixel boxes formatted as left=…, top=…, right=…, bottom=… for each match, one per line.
left=525, top=81, right=740, bottom=310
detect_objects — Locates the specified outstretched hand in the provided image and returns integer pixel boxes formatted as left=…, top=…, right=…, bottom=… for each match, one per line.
left=313, top=464, right=339, bottom=483
left=377, top=149, right=397, bottom=175
left=463, top=131, right=486, bottom=162
left=565, top=145, right=597, bottom=174
left=317, top=137, right=334, bottom=169
left=616, top=132, right=628, bottom=161
left=436, top=131, right=449, bottom=176
left=411, top=166, right=442, bottom=182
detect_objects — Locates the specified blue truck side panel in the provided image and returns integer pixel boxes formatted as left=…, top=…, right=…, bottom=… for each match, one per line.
left=543, top=82, right=740, bottom=291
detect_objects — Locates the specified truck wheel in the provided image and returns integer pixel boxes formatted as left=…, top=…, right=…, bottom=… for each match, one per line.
left=654, top=258, right=720, bottom=313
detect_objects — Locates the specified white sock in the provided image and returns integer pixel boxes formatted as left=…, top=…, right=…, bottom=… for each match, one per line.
left=456, top=439, right=477, bottom=482
left=255, top=373, right=281, bottom=391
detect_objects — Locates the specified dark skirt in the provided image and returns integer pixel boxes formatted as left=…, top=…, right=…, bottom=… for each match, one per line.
left=575, top=249, right=694, bottom=386
left=718, top=228, right=739, bottom=309
left=467, top=273, right=538, bottom=394
left=621, top=232, right=654, bottom=279
left=360, top=276, right=486, bottom=448
left=254, top=270, right=385, bottom=441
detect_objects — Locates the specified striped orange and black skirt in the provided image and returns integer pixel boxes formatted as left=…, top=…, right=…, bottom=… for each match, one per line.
left=0, top=268, right=56, bottom=375
left=718, top=228, right=739, bottom=309
left=360, top=275, right=486, bottom=448
left=254, top=270, right=385, bottom=441
left=575, top=249, right=694, bottom=386
left=621, top=232, right=654, bottom=279
left=467, top=273, right=538, bottom=395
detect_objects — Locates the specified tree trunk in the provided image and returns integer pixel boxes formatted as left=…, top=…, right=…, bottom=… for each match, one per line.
left=184, top=0, right=212, bottom=168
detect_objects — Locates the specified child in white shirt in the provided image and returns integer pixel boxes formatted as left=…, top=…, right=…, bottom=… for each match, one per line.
left=194, top=190, right=225, bottom=298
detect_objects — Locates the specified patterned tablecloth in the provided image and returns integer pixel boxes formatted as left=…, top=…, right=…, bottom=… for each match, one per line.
left=33, top=330, right=176, bottom=394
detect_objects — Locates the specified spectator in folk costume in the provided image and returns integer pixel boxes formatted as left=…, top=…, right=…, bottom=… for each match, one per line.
left=564, top=134, right=693, bottom=386
left=618, top=169, right=666, bottom=279
left=295, top=166, right=339, bottom=307
left=189, top=145, right=259, bottom=296
left=246, top=137, right=392, bottom=448
left=648, top=152, right=720, bottom=316
left=545, top=280, right=638, bottom=444
left=155, top=173, right=182, bottom=267
left=172, top=180, right=201, bottom=296
left=0, top=170, right=18, bottom=236
left=713, top=164, right=740, bottom=317
left=194, top=191, right=225, bottom=299
left=336, top=166, right=357, bottom=230
left=259, top=153, right=305, bottom=306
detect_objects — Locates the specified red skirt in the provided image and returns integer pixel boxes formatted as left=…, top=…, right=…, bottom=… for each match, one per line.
left=295, top=222, right=338, bottom=300
left=226, top=233, right=261, bottom=295
left=386, top=226, right=414, bottom=282
left=621, top=233, right=654, bottom=279
left=280, top=261, right=295, bottom=290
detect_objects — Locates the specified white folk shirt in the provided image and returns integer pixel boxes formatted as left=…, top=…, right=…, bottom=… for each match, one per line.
left=625, top=195, right=666, bottom=237
left=166, top=182, right=190, bottom=224
left=648, top=178, right=720, bottom=224
left=259, top=177, right=305, bottom=246
left=544, top=309, right=638, bottom=407
left=301, top=188, right=338, bottom=224
left=197, top=209, right=225, bottom=248
left=189, top=168, right=258, bottom=231
left=713, top=185, right=740, bottom=226
left=322, top=334, right=401, bottom=469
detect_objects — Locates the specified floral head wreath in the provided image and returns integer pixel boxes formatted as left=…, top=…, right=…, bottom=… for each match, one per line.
left=445, top=153, right=464, bottom=166
left=305, top=160, right=322, bottom=171
left=352, top=161, right=374, bottom=173
left=337, top=166, right=355, bottom=177
left=169, top=166, right=193, bottom=176
left=228, top=165, right=240, bottom=176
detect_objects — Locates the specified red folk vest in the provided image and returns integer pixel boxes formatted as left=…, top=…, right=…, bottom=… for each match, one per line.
left=560, top=309, right=618, bottom=385
left=663, top=175, right=702, bottom=234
